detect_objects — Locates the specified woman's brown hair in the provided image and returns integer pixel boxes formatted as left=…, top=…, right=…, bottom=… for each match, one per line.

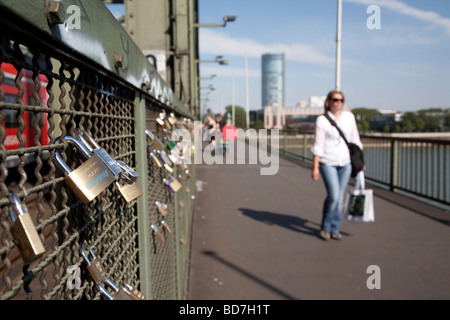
left=324, top=90, right=345, bottom=112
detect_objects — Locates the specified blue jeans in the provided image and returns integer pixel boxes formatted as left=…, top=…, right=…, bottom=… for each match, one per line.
left=319, top=163, right=352, bottom=234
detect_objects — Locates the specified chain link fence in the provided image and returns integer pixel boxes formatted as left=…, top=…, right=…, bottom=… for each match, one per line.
left=0, top=0, right=195, bottom=300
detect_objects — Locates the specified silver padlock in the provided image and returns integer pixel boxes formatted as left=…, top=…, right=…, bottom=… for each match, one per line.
left=8, top=192, right=45, bottom=264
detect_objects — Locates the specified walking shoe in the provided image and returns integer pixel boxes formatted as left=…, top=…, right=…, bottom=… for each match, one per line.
left=320, top=230, right=330, bottom=240
left=331, top=232, right=342, bottom=240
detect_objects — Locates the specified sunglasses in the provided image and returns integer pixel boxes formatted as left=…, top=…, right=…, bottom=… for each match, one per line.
left=332, top=98, right=343, bottom=102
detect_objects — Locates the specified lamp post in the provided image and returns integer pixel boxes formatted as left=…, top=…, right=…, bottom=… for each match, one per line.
left=189, top=7, right=236, bottom=120
left=336, top=0, right=342, bottom=91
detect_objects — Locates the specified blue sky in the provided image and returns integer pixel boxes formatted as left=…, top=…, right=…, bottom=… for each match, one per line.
left=107, top=1, right=450, bottom=115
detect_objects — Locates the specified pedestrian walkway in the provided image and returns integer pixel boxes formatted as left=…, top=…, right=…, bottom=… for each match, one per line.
left=188, top=142, right=450, bottom=300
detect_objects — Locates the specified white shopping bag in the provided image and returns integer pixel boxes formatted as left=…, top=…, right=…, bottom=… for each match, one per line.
left=345, top=172, right=374, bottom=222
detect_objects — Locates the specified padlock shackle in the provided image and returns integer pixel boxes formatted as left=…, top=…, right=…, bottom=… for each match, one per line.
left=8, top=192, right=27, bottom=222
left=80, top=243, right=96, bottom=264
left=81, top=130, right=102, bottom=150
left=116, top=160, right=138, bottom=184
left=62, top=136, right=91, bottom=159
left=54, top=136, right=91, bottom=175
left=74, top=129, right=94, bottom=153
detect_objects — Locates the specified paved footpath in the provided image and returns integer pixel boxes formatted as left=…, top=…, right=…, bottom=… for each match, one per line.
left=188, top=142, right=450, bottom=300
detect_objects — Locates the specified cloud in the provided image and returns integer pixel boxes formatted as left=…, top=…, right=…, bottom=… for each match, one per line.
left=199, top=29, right=335, bottom=65
left=346, top=0, right=450, bottom=35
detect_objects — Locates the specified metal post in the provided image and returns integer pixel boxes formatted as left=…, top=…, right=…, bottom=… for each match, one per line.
left=135, top=93, right=153, bottom=299
left=336, top=0, right=342, bottom=91
left=390, top=139, right=399, bottom=192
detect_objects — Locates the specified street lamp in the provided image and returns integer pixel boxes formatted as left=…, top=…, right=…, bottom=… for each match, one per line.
left=194, top=15, right=237, bottom=28
left=196, top=56, right=228, bottom=65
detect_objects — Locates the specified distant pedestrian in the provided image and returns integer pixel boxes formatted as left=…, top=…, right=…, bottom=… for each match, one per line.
left=311, top=90, right=363, bottom=241
left=215, top=114, right=226, bottom=131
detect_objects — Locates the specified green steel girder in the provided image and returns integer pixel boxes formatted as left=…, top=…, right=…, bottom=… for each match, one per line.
left=0, top=0, right=193, bottom=119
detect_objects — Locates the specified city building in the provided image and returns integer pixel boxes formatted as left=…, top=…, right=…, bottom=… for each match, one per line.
left=261, top=53, right=285, bottom=108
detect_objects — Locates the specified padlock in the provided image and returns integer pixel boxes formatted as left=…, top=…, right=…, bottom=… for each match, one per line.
left=161, top=220, right=171, bottom=233
left=54, top=136, right=116, bottom=204
left=121, top=283, right=146, bottom=300
left=155, top=113, right=165, bottom=128
left=155, top=201, right=167, bottom=216
left=151, top=224, right=165, bottom=243
left=149, top=151, right=162, bottom=168
left=74, top=129, right=124, bottom=178
left=80, top=243, right=107, bottom=284
left=96, top=277, right=132, bottom=300
left=158, top=150, right=173, bottom=173
left=78, top=129, right=140, bottom=185
left=165, top=174, right=182, bottom=193
left=168, top=112, right=177, bottom=125
left=115, top=180, right=143, bottom=203
left=155, top=201, right=173, bottom=216
left=158, top=112, right=172, bottom=130
left=145, top=129, right=165, bottom=151
left=8, top=192, right=45, bottom=264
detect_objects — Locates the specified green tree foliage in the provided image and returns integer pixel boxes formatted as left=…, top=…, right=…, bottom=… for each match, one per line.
left=225, top=105, right=247, bottom=129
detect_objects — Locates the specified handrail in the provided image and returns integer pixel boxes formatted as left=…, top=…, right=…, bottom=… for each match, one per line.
left=274, top=131, right=450, bottom=208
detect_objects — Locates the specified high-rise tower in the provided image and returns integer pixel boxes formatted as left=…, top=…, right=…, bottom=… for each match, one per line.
left=261, top=53, right=285, bottom=108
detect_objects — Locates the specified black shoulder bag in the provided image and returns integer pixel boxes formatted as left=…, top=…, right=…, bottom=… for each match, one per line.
left=324, top=112, right=364, bottom=177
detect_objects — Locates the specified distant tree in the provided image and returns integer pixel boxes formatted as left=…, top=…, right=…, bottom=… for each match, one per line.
left=225, top=105, right=247, bottom=129
left=416, top=117, right=425, bottom=132
left=351, top=108, right=379, bottom=131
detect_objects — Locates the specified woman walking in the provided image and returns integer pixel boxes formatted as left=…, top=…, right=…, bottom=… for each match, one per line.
left=311, top=90, right=363, bottom=240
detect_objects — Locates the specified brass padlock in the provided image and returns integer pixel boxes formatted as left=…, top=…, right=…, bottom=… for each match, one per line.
left=161, top=220, right=171, bottom=233
left=97, top=277, right=131, bottom=300
left=8, top=192, right=45, bottom=264
left=75, top=129, right=124, bottom=179
left=115, top=180, right=143, bottom=203
left=164, top=174, right=182, bottom=193
left=155, top=201, right=173, bottom=216
left=122, top=283, right=146, bottom=300
left=81, top=243, right=106, bottom=284
left=97, top=278, right=146, bottom=300
left=168, top=112, right=177, bottom=125
left=158, top=150, right=173, bottom=173
left=149, top=151, right=162, bottom=168
left=54, top=136, right=116, bottom=204
left=151, top=224, right=165, bottom=243
left=157, top=112, right=172, bottom=130
left=145, top=129, right=165, bottom=151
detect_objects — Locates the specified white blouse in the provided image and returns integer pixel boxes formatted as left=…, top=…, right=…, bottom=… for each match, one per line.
left=311, top=110, right=363, bottom=167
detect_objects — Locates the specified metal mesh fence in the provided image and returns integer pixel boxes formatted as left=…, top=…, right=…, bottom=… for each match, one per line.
left=0, top=4, right=195, bottom=300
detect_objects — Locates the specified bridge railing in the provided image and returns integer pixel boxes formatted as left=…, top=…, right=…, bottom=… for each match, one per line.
left=270, top=131, right=450, bottom=208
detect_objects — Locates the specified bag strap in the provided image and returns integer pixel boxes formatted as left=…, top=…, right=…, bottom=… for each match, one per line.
left=354, top=171, right=365, bottom=190
left=324, top=112, right=350, bottom=147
